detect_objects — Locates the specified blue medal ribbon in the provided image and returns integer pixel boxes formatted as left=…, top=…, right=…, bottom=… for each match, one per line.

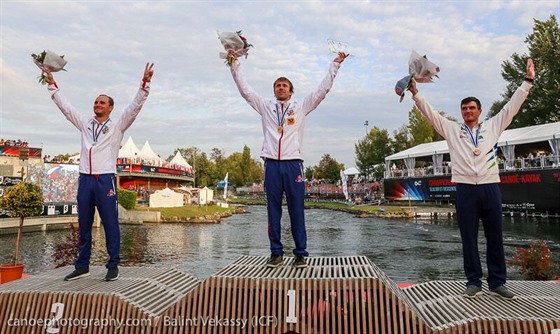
left=91, top=119, right=110, bottom=145
left=275, top=103, right=290, bottom=128
left=463, top=123, right=480, bottom=148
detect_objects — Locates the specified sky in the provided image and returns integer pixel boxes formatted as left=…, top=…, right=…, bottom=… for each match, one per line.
left=1, top=0, right=558, bottom=169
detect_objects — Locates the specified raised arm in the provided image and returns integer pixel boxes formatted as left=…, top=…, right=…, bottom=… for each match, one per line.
left=300, top=53, right=348, bottom=115
left=120, top=63, right=154, bottom=131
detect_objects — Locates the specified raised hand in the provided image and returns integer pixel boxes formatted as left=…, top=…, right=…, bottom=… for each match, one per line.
left=334, top=52, right=349, bottom=64
left=143, top=63, right=154, bottom=82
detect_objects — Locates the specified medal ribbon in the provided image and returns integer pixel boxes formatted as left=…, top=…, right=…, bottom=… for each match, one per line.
left=275, top=103, right=290, bottom=128
left=463, top=124, right=480, bottom=148
left=92, top=119, right=110, bottom=144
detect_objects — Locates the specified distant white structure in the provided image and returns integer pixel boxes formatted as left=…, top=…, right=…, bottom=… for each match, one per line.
left=149, top=187, right=184, bottom=208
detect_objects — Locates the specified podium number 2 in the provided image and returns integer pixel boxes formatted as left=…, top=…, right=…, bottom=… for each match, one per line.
left=46, top=302, right=65, bottom=333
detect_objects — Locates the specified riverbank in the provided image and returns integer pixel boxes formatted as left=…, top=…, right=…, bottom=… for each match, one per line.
left=229, top=198, right=456, bottom=219
left=135, top=205, right=249, bottom=223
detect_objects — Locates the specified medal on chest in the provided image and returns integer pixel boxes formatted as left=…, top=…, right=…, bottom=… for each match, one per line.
left=463, top=124, right=482, bottom=157
left=275, top=103, right=290, bottom=135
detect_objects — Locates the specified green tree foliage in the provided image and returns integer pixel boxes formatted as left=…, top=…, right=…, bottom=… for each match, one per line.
left=240, top=145, right=252, bottom=185
left=117, top=188, right=136, bottom=210
left=168, top=145, right=263, bottom=187
left=487, top=15, right=560, bottom=127
left=315, top=154, right=344, bottom=182
left=408, top=106, right=435, bottom=145
left=210, top=148, right=227, bottom=182
left=304, top=166, right=315, bottom=180
left=392, top=125, right=412, bottom=153
left=355, top=126, right=392, bottom=177
left=0, top=182, right=44, bottom=264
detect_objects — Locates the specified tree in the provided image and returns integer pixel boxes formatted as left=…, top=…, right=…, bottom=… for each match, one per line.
left=249, top=159, right=264, bottom=185
left=210, top=148, right=227, bottom=182
left=240, top=145, right=252, bottom=185
left=487, top=15, right=560, bottom=127
left=304, top=166, right=315, bottom=180
left=0, top=182, right=44, bottom=265
left=315, top=154, right=344, bottom=182
left=408, top=106, right=435, bottom=145
left=355, top=126, right=392, bottom=177
left=392, top=125, right=412, bottom=153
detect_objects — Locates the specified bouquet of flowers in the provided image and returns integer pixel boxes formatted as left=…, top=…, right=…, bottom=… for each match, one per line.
left=395, top=51, right=440, bottom=102
left=218, top=30, right=253, bottom=66
left=31, top=50, right=67, bottom=84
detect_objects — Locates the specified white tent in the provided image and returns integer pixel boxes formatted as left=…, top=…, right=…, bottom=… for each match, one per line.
left=169, top=151, right=192, bottom=169
left=149, top=187, right=184, bottom=208
left=196, top=187, right=214, bottom=205
left=343, top=167, right=360, bottom=176
left=118, top=136, right=140, bottom=159
left=139, top=141, right=163, bottom=164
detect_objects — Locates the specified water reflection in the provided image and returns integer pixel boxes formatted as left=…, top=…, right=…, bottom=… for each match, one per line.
left=1, top=206, right=558, bottom=284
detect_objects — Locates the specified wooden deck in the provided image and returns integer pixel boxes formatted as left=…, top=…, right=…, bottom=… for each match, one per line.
left=1, top=256, right=558, bottom=333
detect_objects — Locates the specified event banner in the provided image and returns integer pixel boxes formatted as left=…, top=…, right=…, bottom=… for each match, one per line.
left=0, top=145, right=42, bottom=158
left=384, top=168, right=560, bottom=213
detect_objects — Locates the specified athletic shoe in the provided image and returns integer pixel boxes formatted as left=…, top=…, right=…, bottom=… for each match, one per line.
left=293, top=255, right=307, bottom=268
left=64, top=267, right=90, bottom=281
left=462, top=285, right=483, bottom=298
left=489, top=285, right=516, bottom=300
left=266, top=255, right=283, bottom=268
left=105, top=267, right=119, bottom=281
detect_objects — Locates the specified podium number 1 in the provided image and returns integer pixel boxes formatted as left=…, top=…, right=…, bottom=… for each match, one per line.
left=286, top=289, right=297, bottom=323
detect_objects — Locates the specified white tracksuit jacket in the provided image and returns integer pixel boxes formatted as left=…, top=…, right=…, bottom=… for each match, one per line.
left=230, top=61, right=341, bottom=161
left=48, top=82, right=150, bottom=174
left=412, top=81, right=532, bottom=185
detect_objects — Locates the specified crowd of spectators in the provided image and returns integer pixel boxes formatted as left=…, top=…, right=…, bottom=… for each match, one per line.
left=0, top=138, right=29, bottom=147
left=28, top=164, right=79, bottom=202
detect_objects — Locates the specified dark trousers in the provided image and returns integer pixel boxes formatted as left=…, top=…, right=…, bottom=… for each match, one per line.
left=264, top=159, right=308, bottom=256
left=456, top=183, right=506, bottom=289
left=75, top=174, right=120, bottom=269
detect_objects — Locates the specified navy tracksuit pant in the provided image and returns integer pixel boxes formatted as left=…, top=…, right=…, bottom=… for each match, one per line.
left=75, top=174, right=120, bottom=269
left=264, top=159, right=308, bottom=256
left=455, top=183, right=506, bottom=289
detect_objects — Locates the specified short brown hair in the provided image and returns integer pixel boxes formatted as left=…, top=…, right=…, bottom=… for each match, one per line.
left=273, top=77, right=294, bottom=94
left=98, top=94, right=114, bottom=106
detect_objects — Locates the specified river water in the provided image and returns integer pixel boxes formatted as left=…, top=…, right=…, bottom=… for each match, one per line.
left=1, top=205, right=559, bottom=283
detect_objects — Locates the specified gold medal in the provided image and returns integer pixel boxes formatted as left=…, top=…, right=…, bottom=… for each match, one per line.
left=277, top=125, right=283, bottom=133
left=473, top=148, right=481, bottom=156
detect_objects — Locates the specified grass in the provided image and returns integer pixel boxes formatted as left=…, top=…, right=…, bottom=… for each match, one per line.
left=136, top=205, right=234, bottom=219
left=135, top=198, right=453, bottom=220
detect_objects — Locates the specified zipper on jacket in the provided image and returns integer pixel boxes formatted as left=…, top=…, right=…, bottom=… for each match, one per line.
left=277, top=131, right=284, bottom=160
left=88, top=147, right=93, bottom=174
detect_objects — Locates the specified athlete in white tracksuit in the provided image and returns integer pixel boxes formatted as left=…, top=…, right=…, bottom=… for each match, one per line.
left=408, top=59, right=534, bottom=298
left=44, top=64, right=154, bottom=281
left=229, top=52, right=348, bottom=267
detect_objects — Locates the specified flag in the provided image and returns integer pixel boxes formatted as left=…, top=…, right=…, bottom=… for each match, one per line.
left=223, top=172, right=229, bottom=200
left=340, top=170, right=349, bottom=201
